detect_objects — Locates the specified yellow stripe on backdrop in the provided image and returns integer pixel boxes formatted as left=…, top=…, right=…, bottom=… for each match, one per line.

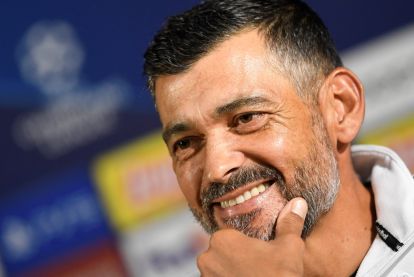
left=357, top=113, right=414, bottom=172
left=93, top=131, right=185, bottom=232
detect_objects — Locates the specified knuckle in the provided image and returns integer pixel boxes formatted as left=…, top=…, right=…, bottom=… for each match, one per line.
left=284, top=213, right=304, bottom=226
left=286, top=234, right=304, bottom=246
left=277, top=235, right=305, bottom=256
left=277, top=215, right=304, bottom=235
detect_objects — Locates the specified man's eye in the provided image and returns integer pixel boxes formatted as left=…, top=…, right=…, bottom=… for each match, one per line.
left=238, top=113, right=254, bottom=123
left=175, top=138, right=191, bottom=150
left=234, top=112, right=264, bottom=125
left=171, top=137, right=202, bottom=160
left=232, top=112, right=268, bottom=133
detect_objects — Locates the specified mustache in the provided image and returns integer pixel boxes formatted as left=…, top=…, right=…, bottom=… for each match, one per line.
left=201, top=164, right=285, bottom=210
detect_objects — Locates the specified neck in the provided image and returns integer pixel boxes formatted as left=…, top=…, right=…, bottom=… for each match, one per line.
left=303, top=148, right=376, bottom=276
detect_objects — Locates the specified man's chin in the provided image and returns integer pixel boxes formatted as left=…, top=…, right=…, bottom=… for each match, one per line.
left=217, top=209, right=276, bottom=241
left=189, top=204, right=278, bottom=240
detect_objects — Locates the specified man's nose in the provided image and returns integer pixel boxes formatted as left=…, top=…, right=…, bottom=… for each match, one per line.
left=203, top=133, right=245, bottom=184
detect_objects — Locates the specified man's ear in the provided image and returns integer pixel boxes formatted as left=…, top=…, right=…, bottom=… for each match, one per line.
left=319, top=67, right=365, bottom=151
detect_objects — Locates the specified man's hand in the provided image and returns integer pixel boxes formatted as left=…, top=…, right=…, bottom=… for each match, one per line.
left=197, top=197, right=308, bottom=276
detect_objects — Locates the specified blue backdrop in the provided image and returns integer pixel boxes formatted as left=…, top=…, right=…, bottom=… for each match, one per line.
left=1, top=1, right=413, bottom=276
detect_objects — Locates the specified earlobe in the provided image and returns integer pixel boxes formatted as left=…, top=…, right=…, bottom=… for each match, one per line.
left=321, top=67, right=365, bottom=148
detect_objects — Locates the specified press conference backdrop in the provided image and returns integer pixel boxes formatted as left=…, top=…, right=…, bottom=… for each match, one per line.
left=0, top=1, right=413, bottom=276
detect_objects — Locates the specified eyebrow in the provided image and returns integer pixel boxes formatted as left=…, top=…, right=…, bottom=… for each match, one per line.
left=162, top=96, right=272, bottom=144
left=162, top=122, right=190, bottom=144
left=215, top=96, right=272, bottom=116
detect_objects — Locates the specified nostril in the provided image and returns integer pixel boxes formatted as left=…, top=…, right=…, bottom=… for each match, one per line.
left=226, top=167, right=239, bottom=175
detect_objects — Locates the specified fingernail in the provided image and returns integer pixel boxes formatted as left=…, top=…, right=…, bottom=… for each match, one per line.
left=291, top=199, right=307, bottom=219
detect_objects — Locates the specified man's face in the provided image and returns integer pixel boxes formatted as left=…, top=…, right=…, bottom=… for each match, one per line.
left=155, top=30, right=339, bottom=239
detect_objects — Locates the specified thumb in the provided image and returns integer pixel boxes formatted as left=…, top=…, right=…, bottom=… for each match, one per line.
left=275, top=197, right=308, bottom=238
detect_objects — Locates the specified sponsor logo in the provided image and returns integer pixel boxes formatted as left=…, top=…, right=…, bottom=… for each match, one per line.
left=94, top=131, right=185, bottom=231
left=120, top=209, right=209, bottom=277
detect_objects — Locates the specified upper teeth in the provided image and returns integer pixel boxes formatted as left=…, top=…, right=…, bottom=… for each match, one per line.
left=220, top=184, right=269, bottom=208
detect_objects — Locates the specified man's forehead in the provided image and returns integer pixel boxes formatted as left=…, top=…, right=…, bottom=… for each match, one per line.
left=155, top=73, right=197, bottom=105
left=154, top=29, right=298, bottom=129
left=156, top=80, right=294, bottom=133
left=155, top=30, right=272, bottom=91
left=155, top=75, right=201, bottom=130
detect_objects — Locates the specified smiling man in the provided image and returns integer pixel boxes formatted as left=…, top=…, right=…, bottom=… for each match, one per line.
left=144, top=0, right=414, bottom=276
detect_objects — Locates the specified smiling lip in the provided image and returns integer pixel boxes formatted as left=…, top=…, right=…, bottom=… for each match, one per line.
left=220, top=183, right=270, bottom=208
left=213, top=182, right=277, bottom=218
left=212, top=179, right=274, bottom=208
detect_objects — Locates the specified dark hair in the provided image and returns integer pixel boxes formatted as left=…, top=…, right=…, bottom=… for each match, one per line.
left=144, top=0, right=342, bottom=102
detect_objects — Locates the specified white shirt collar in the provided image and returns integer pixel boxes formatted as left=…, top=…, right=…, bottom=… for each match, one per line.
left=351, top=145, right=414, bottom=275
left=352, top=144, right=414, bottom=240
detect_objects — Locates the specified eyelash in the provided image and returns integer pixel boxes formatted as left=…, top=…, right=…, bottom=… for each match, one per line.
left=172, top=136, right=202, bottom=157
left=232, top=112, right=267, bottom=128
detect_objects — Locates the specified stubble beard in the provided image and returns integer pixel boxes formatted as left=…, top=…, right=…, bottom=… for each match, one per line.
left=189, top=108, right=340, bottom=240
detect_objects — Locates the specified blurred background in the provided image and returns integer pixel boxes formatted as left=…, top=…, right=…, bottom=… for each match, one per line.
left=0, top=0, right=413, bottom=276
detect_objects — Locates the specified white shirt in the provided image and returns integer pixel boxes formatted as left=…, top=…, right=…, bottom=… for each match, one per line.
left=352, top=145, right=414, bottom=277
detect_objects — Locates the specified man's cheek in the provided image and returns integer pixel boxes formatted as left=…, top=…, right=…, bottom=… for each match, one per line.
left=177, top=171, right=203, bottom=207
